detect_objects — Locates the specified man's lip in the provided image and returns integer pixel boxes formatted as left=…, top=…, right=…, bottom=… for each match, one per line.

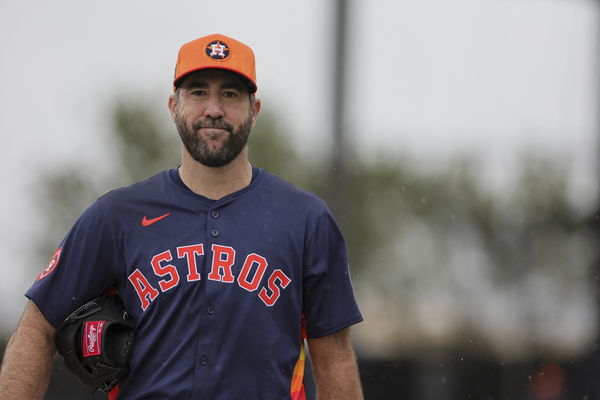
left=198, top=127, right=229, bottom=134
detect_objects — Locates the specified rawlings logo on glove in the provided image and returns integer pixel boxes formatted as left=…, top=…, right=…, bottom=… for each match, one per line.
left=83, top=321, right=105, bottom=357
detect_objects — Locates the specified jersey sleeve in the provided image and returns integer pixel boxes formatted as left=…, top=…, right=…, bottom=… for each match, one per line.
left=25, top=199, right=119, bottom=329
left=302, top=211, right=363, bottom=338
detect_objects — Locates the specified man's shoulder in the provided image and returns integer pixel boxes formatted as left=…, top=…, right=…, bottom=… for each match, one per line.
left=82, top=170, right=175, bottom=224
left=97, top=170, right=171, bottom=205
left=256, top=169, right=327, bottom=210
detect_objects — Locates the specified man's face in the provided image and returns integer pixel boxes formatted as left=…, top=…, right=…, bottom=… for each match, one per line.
left=169, top=69, right=260, bottom=167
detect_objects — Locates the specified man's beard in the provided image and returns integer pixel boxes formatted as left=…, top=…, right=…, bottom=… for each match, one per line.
left=175, top=111, right=253, bottom=168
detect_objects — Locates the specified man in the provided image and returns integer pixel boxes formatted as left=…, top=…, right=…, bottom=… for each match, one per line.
left=0, top=34, right=363, bottom=399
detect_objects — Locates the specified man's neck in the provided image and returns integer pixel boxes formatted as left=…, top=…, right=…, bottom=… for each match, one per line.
left=178, top=148, right=253, bottom=200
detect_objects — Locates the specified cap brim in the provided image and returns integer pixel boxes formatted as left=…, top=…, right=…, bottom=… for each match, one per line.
left=174, top=66, right=257, bottom=93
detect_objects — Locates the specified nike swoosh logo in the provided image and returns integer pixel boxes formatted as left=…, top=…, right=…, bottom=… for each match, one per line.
left=141, top=213, right=171, bottom=227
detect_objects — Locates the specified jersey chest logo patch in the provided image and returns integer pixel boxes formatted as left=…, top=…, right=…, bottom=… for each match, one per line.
left=141, top=213, right=171, bottom=227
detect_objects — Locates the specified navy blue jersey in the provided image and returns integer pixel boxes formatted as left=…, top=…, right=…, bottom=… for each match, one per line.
left=26, top=167, right=362, bottom=400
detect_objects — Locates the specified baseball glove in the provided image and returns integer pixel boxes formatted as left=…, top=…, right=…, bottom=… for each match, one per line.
left=55, top=295, right=136, bottom=392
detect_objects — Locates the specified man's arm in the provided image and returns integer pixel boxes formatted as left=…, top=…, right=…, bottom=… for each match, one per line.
left=0, top=300, right=56, bottom=399
left=307, top=327, right=363, bottom=400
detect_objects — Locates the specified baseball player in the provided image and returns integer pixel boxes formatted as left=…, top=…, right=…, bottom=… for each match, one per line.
left=0, top=34, right=363, bottom=399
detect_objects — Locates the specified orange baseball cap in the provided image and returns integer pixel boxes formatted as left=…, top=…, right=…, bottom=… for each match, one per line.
left=173, top=34, right=257, bottom=93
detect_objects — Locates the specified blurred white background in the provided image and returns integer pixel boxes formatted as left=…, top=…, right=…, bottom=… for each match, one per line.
left=0, top=0, right=598, bottom=350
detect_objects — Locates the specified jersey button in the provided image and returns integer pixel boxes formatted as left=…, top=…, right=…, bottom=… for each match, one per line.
left=207, top=305, right=214, bottom=314
left=211, top=229, right=219, bottom=237
left=211, top=210, right=220, bottom=218
left=200, top=356, right=209, bottom=366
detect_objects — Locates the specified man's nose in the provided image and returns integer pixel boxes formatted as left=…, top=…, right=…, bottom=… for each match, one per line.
left=204, top=95, right=225, bottom=119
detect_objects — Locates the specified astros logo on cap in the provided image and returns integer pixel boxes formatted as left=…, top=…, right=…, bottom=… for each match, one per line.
left=206, top=40, right=230, bottom=60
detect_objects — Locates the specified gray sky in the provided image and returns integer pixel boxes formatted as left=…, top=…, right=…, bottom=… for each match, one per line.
left=1, top=0, right=598, bottom=330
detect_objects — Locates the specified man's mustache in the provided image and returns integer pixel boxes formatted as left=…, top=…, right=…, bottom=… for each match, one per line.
left=193, top=119, right=233, bottom=132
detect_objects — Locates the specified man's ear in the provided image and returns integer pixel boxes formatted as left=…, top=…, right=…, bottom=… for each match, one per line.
left=251, top=97, right=262, bottom=127
left=168, top=94, right=177, bottom=120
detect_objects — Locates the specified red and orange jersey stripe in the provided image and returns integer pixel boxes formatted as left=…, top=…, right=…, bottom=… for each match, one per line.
left=290, top=341, right=306, bottom=400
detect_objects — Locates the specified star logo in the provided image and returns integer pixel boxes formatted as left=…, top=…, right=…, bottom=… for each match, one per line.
left=206, top=40, right=230, bottom=60
left=37, top=247, right=62, bottom=280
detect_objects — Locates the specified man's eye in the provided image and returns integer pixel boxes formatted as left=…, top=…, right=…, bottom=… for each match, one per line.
left=191, top=90, right=206, bottom=96
left=223, top=91, right=238, bottom=98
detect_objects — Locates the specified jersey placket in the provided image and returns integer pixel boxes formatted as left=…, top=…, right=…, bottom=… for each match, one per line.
left=192, top=205, right=222, bottom=398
